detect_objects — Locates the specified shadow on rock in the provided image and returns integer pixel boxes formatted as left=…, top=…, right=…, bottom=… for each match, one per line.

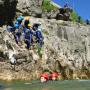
left=0, top=0, right=18, bottom=26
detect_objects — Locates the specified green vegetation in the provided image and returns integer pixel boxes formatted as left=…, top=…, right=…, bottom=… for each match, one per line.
left=70, top=11, right=84, bottom=24
left=43, top=69, right=51, bottom=73
left=42, top=0, right=57, bottom=12
left=78, top=16, right=84, bottom=24
left=70, top=11, right=78, bottom=22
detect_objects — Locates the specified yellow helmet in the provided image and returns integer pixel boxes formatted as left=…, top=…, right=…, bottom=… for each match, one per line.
left=28, top=24, right=31, bottom=27
left=25, top=16, right=30, bottom=20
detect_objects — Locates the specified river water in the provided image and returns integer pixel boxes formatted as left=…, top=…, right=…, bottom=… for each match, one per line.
left=0, top=80, right=90, bottom=90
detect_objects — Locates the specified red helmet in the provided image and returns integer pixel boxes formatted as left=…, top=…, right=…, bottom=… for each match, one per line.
left=51, top=72, right=59, bottom=78
left=40, top=73, right=49, bottom=80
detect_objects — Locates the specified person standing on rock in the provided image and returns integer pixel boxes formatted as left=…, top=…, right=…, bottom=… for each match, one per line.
left=24, top=24, right=33, bottom=49
left=14, top=16, right=24, bottom=45
left=33, top=23, right=43, bottom=48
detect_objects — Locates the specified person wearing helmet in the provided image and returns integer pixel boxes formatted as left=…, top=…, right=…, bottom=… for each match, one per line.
left=24, top=16, right=30, bottom=28
left=33, top=25, right=43, bottom=48
left=51, top=72, right=59, bottom=81
left=14, top=23, right=22, bottom=44
left=40, top=73, right=49, bottom=83
left=24, top=24, right=33, bottom=49
left=19, top=16, right=24, bottom=20
left=15, top=16, right=24, bottom=29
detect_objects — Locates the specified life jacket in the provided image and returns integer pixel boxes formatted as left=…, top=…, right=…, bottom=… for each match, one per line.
left=24, top=29, right=33, bottom=41
left=35, top=30, right=43, bottom=40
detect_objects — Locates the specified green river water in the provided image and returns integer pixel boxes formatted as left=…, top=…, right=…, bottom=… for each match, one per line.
left=0, top=80, right=90, bottom=90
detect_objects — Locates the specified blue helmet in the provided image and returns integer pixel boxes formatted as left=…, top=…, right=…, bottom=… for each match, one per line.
left=17, top=17, right=22, bottom=21
left=19, top=16, right=24, bottom=20
left=14, top=24, right=19, bottom=29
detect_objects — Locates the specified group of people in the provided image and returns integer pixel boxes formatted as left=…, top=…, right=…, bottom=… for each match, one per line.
left=7, top=16, right=43, bottom=49
left=40, top=72, right=62, bottom=83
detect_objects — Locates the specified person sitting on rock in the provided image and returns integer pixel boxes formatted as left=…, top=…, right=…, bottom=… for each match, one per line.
left=24, top=24, right=33, bottom=49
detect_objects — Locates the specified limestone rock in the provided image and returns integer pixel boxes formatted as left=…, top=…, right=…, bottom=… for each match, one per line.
left=0, top=18, right=90, bottom=80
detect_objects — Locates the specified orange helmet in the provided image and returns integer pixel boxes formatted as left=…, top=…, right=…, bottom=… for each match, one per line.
left=25, top=16, right=30, bottom=20
left=28, top=24, right=31, bottom=27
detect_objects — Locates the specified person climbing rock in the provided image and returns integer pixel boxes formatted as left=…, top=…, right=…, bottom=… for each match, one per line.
left=24, top=24, right=33, bottom=49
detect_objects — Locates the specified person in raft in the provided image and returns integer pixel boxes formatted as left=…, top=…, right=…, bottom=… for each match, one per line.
left=40, top=73, right=49, bottom=83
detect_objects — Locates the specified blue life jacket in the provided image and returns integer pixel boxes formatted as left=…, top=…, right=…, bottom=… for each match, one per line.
left=23, top=27, right=27, bottom=34
left=24, top=29, right=33, bottom=41
left=35, top=30, right=43, bottom=40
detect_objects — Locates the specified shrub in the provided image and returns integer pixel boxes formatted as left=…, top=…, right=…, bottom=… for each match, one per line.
left=70, top=11, right=84, bottom=24
left=70, top=11, right=78, bottom=22
left=42, top=0, right=57, bottom=12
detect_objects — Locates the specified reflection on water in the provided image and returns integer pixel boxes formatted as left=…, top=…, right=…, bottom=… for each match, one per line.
left=1, top=80, right=90, bottom=90
left=42, top=88, right=49, bottom=90
left=4, top=88, right=12, bottom=90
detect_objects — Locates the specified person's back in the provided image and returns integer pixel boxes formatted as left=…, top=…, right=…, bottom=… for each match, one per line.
left=35, top=30, right=43, bottom=39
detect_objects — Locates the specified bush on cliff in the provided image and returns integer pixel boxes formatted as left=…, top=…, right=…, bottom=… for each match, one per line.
left=42, top=0, right=57, bottom=12
left=70, top=11, right=84, bottom=24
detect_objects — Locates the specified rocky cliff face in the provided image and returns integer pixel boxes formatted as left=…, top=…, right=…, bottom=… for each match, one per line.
left=17, top=0, right=43, bottom=17
left=0, top=18, right=90, bottom=80
left=0, top=0, right=90, bottom=81
left=0, top=0, right=43, bottom=19
left=0, top=0, right=60, bottom=21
